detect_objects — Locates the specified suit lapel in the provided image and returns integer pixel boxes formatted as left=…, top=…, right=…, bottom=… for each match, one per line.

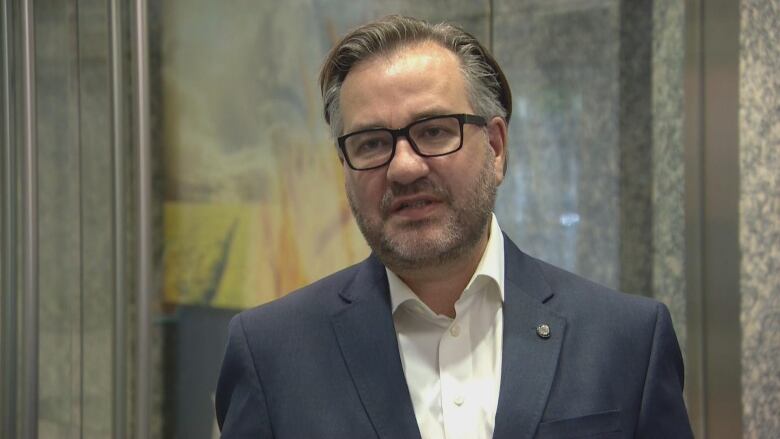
left=331, top=255, right=422, bottom=439
left=493, top=237, right=566, bottom=439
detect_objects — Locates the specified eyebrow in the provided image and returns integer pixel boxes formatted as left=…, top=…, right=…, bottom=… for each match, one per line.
left=347, top=108, right=456, bottom=133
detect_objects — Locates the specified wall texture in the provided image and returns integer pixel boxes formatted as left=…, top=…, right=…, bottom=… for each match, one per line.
left=651, top=0, right=687, bottom=365
left=740, top=1, right=780, bottom=437
left=494, top=0, right=622, bottom=290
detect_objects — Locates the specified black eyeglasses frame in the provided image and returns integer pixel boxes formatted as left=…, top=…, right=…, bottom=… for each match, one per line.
left=337, top=113, right=487, bottom=171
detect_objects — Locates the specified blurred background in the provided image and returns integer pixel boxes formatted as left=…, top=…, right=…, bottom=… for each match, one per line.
left=1, top=0, right=778, bottom=438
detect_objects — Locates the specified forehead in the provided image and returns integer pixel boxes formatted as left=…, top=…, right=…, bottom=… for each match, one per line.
left=339, top=42, right=472, bottom=131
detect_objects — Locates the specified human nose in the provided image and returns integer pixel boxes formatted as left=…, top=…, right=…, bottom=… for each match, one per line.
left=386, top=136, right=430, bottom=185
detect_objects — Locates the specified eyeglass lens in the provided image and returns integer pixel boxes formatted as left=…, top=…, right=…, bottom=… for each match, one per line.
left=344, top=116, right=462, bottom=169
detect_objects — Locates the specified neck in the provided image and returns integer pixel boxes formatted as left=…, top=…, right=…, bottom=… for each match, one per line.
left=393, top=231, right=490, bottom=318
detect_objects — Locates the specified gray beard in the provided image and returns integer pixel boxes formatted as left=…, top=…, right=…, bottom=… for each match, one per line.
left=347, top=147, right=498, bottom=273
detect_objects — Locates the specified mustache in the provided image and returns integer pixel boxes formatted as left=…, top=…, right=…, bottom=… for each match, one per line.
left=379, top=178, right=451, bottom=216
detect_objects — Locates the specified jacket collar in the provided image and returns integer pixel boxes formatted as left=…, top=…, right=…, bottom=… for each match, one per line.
left=332, top=254, right=422, bottom=439
left=492, top=235, right=565, bottom=439
left=332, top=237, right=565, bottom=439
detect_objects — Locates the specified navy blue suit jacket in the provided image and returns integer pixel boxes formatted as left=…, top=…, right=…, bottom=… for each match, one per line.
left=216, top=236, right=692, bottom=438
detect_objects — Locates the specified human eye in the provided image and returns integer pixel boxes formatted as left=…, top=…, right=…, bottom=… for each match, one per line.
left=421, top=126, right=446, bottom=138
left=414, top=118, right=459, bottom=142
left=349, top=131, right=390, bottom=157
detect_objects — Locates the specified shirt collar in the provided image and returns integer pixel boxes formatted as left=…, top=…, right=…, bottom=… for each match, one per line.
left=387, top=213, right=505, bottom=314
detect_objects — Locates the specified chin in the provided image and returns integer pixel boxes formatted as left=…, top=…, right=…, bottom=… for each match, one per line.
left=384, top=217, right=449, bottom=245
left=378, top=225, right=464, bottom=268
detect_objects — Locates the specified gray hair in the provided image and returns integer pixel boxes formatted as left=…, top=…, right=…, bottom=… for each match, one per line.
left=319, top=15, right=512, bottom=140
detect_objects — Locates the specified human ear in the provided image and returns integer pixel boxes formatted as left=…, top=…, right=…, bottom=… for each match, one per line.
left=486, top=116, right=508, bottom=182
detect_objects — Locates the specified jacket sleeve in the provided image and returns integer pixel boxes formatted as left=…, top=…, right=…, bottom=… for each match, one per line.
left=215, top=314, right=274, bottom=438
left=635, top=303, right=693, bottom=438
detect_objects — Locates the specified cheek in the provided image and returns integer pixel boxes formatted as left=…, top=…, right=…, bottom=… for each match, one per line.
left=346, top=173, right=385, bottom=208
left=441, top=160, right=474, bottom=190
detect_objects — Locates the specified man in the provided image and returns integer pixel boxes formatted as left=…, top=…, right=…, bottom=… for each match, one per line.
left=216, top=15, right=692, bottom=439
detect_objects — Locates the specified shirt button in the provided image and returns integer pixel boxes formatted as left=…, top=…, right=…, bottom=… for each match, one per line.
left=449, top=324, right=461, bottom=337
left=453, top=395, right=464, bottom=406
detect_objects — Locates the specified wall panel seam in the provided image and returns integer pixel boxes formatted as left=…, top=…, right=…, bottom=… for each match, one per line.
left=74, top=0, right=86, bottom=435
left=108, top=0, right=127, bottom=437
left=1, top=0, right=18, bottom=437
left=21, top=0, right=39, bottom=437
left=133, top=0, right=152, bottom=437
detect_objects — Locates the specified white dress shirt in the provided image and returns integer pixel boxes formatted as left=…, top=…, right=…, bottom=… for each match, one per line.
left=388, top=214, right=505, bottom=439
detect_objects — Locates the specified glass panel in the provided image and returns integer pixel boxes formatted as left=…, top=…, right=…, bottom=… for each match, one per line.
left=493, top=0, right=622, bottom=289
left=35, top=1, right=85, bottom=437
left=34, top=0, right=115, bottom=437
left=76, top=0, right=115, bottom=437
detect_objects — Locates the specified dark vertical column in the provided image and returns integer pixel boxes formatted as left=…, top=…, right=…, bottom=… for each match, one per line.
left=108, top=0, right=128, bottom=437
left=684, top=0, right=743, bottom=437
left=701, top=0, right=742, bottom=436
left=683, top=0, right=705, bottom=435
left=618, top=0, right=653, bottom=296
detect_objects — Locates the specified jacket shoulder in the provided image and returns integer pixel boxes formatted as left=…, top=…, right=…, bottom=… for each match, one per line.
left=524, top=257, right=670, bottom=341
left=535, top=257, right=660, bottom=313
left=235, top=259, right=365, bottom=332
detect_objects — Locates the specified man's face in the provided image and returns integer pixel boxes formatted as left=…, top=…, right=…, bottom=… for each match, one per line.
left=338, top=42, right=506, bottom=271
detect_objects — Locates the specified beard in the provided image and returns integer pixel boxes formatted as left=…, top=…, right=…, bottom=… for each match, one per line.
left=347, top=146, right=498, bottom=272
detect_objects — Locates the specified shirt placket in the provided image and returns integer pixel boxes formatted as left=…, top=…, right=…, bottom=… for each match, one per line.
left=438, top=308, right=476, bottom=439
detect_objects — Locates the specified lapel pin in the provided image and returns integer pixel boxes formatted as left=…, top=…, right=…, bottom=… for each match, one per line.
left=536, top=323, right=551, bottom=339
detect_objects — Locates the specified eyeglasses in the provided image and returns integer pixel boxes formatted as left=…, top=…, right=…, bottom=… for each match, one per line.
left=337, top=114, right=487, bottom=171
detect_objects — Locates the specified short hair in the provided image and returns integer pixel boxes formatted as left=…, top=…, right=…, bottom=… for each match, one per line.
left=319, top=15, right=512, bottom=140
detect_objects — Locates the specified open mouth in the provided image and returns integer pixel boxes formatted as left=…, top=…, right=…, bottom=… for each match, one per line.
left=388, top=196, right=442, bottom=221
left=397, top=199, right=434, bottom=211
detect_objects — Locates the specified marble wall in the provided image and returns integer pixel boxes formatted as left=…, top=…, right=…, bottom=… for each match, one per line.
left=651, top=0, right=687, bottom=363
left=617, top=0, right=654, bottom=299
left=740, top=1, right=780, bottom=437
left=492, top=0, right=688, bottom=356
left=493, top=0, right=622, bottom=290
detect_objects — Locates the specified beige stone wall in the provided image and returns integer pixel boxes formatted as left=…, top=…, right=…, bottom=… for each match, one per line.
left=740, top=1, right=780, bottom=437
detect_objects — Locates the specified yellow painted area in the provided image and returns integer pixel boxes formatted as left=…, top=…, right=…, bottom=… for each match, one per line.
left=163, top=199, right=368, bottom=309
